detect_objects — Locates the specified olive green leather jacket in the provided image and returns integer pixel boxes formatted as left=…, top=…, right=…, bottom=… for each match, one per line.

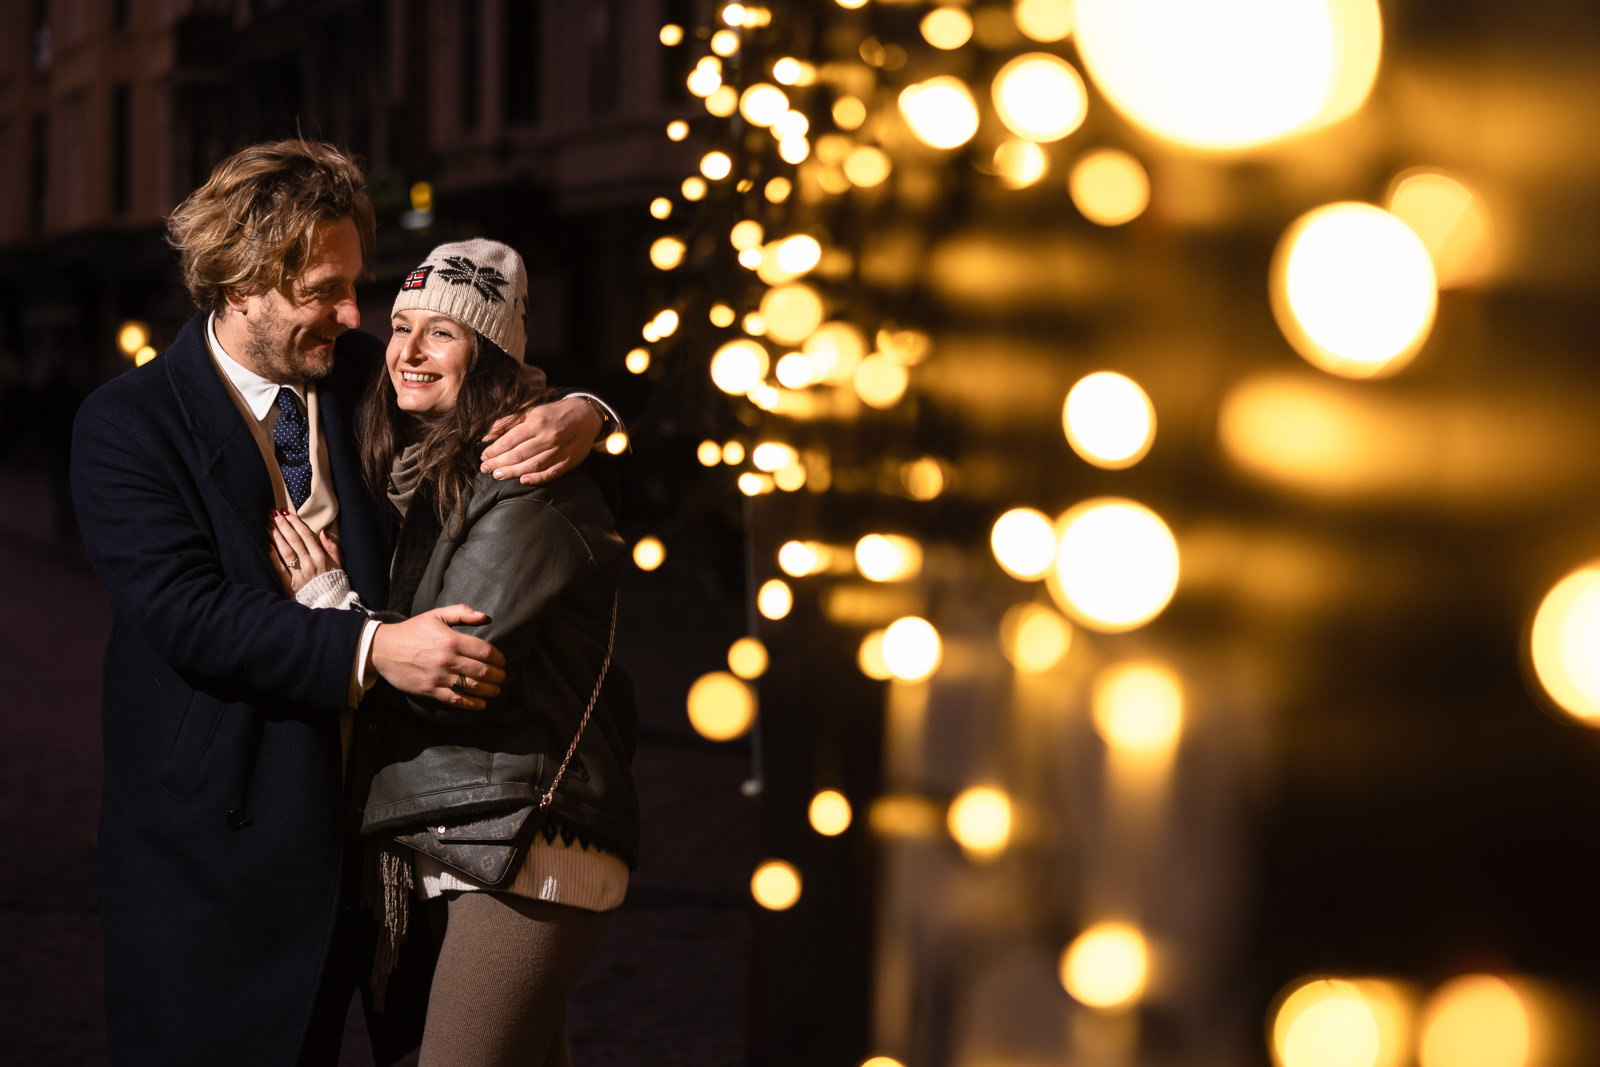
left=357, top=467, right=639, bottom=868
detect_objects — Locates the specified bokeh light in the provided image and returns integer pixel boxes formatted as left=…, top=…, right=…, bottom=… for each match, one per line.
left=710, top=339, right=771, bottom=395
left=710, top=303, right=736, bottom=328
left=701, top=151, right=733, bottom=180
left=999, top=603, right=1073, bottom=673
left=994, top=139, right=1049, bottom=188
left=882, top=616, right=942, bottom=682
left=773, top=234, right=823, bottom=276
left=1271, top=977, right=1413, bottom=1067
left=687, top=670, right=756, bottom=740
left=666, top=120, right=689, bottom=141
left=809, top=790, right=853, bottom=836
left=947, top=786, right=1012, bottom=857
left=752, top=441, right=799, bottom=472
left=1059, top=922, right=1149, bottom=1010
left=766, top=176, right=794, bottom=202
left=778, top=540, right=833, bottom=577
left=740, top=83, right=790, bottom=126
left=649, top=236, right=686, bottom=270
left=687, top=64, right=722, bottom=98
left=632, top=536, right=665, bottom=571
left=727, top=636, right=769, bottom=679
left=751, top=860, right=802, bottom=910
left=721, top=440, right=746, bottom=466
left=855, top=534, right=923, bottom=582
left=1048, top=499, right=1181, bottom=632
left=710, top=28, right=740, bottom=56
left=853, top=353, right=910, bottom=408
left=1272, top=202, right=1437, bottom=379
left=1418, top=976, right=1532, bottom=1067
left=1386, top=169, right=1493, bottom=289
left=1015, top=0, right=1075, bottom=42
left=805, top=322, right=868, bottom=383
left=1074, top=0, right=1382, bottom=150
left=659, top=23, right=684, bottom=46
left=833, top=96, right=868, bottom=130
left=731, top=220, right=765, bottom=250
left=1063, top=371, right=1156, bottom=468
left=706, top=85, right=738, bottom=117
left=697, top=440, right=721, bottom=466
left=1091, top=662, right=1183, bottom=754
left=681, top=176, right=707, bottom=200
left=900, top=458, right=945, bottom=500
left=858, top=630, right=892, bottom=680
left=992, top=53, right=1089, bottom=142
left=991, top=507, right=1058, bottom=580
left=117, top=320, right=150, bottom=355
left=758, top=578, right=794, bottom=620
left=1529, top=561, right=1600, bottom=723
left=899, top=76, right=981, bottom=150
left=760, top=284, right=826, bottom=344
left=1069, top=149, right=1151, bottom=225
left=922, top=7, right=974, bottom=49
left=844, top=146, right=892, bottom=187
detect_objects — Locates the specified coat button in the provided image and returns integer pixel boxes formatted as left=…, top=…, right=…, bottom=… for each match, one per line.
left=226, top=809, right=250, bottom=829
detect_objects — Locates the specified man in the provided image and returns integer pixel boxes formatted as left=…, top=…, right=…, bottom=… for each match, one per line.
left=70, top=140, right=608, bottom=1065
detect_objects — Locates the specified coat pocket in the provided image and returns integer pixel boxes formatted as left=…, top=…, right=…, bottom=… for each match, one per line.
left=158, top=690, right=225, bottom=800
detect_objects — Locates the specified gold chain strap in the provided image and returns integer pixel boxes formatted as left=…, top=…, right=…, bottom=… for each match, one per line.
left=538, top=591, right=618, bottom=811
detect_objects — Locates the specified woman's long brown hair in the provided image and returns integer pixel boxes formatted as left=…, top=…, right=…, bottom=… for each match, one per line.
left=360, top=332, right=548, bottom=527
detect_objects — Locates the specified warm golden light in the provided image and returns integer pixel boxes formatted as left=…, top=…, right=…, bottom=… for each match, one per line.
left=1015, top=0, right=1075, bottom=42
left=999, top=603, right=1073, bottom=673
left=833, top=96, right=868, bottom=131
left=778, top=540, right=832, bottom=577
left=730, top=220, right=764, bottom=251
left=1530, top=561, right=1600, bottom=723
left=809, top=790, right=853, bottom=836
left=843, top=146, right=892, bottom=188
left=1271, top=977, right=1413, bottom=1067
left=666, top=120, right=689, bottom=141
left=659, top=23, right=684, bottom=46
left=740, top=83, right=790, bottom=126
left=991, top=507, right=1057, bottom=581
left=760, top=284, right=826, bottom=344
left=1418, top=976, right=1532, bottom=1067
left=721, top=440, right=746, bottom=466
left=994, top=139, right=1049, bottom=189
left=649, top=197, right=673, bottom=221
left=697, top=440, right=722, bottom=466
left=1074, top=0, right=1382, bottom=150
left=752, top=441, right=800, bottom=472
left=117, top=320, right=150, bottom=355
left=710, top=28, right=740, bottom=56
left=687, top=65, right=722, bottom=97
left=604, top=432, right=628, bottom=455
left=705, top=85, right=738, bottom=117
left=700, top=151, right=733, bottom=180
left=858, top=630, right=892, bottom=680
left=649, top=236, right=686, bottom=270
left=804, top=322, right=867, bottom=383
left=727, top=636, right=769, bottom=679
left=1387, top=170, right=1493, bottom=289
left=900, top=458, right=945, bottom=501
left=1060, top=923, right=1149, bottom=1010
left=1272, top=203, right=1437, bottom=379
left=898, top=77, right=981, bottom=150
left=721, top=3, right=746, bottom=26
left=773, top=463, right=806, bottom=491
left=921, top=6, right=974, bottom=49
left=1069, top=149, right=1150, bottom=225
left=710, top=303, right=736, bottom=328
left=681, top=176, right=708, bottom=200
left=758, top=578, right=794, bottom=620
left=1048, top=499, right=1180, bottom=632
left=772, top=57, right=816, bottom=85
left=947, top=786, right=1012, bottom=857
left=860, top=1059, right=905, bottom=1067
left=1092, top=663, right=1183, bottom=753
left=738, top=247, right=764, bottom=270
left=853, top=353, right=910, bottom=409
left=1063, top=371, right=1156, bottom=468
left=710, top=339, right=770, bottom=395
left=836, top=0, right=867, bottom=7
left=855, top=534, right=923, bottom=583
left=773, top=235, right=823, bottom=277
left=632, top=536, right=665, bottom=571
left=993, top=53, right=1089, bottom=142
left=742, top=311, right=767, bottom=335
left=882, top=616, right=942, bottom=682
left=766, top=176, right=794, bottom=202
left=738, top=471, right=775, bottom=496
left=775, top=353, right=814, bottom=389
left=134, top=345, right=157, bottom=366
left=751, top=860, right=802, bottom=910
left=687, top=671, right=756, bottom=741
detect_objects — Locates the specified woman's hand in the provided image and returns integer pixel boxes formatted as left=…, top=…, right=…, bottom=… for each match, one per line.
left=268, top=509, right=343, bottom=596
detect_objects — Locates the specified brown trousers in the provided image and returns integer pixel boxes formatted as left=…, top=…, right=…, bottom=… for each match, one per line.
left=418, top=891, right=613, bottom=1067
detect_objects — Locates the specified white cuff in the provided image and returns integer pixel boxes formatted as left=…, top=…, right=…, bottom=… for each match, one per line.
left=295, top=568, right=359, bottom=610
left=349, top=618, right=381, bottom=708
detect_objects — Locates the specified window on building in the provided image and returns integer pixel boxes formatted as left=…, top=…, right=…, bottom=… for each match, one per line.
left=111, top=84, right=131, bottom=216
left=503, top=0, right=542, bottom=126
left=459, top=0, right=481, bottom=133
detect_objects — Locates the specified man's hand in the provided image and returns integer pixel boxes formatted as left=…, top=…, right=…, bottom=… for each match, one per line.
left=370, top=605, right=507, bottom=710
left=479, top=396, right=601, bottom=485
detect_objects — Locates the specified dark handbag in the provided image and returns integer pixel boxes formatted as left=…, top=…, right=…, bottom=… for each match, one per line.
left=393, top=593, right=618, bottom=888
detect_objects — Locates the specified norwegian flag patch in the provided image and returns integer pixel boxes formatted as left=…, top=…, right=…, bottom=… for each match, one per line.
left=401, top=265, right=433, bottom=291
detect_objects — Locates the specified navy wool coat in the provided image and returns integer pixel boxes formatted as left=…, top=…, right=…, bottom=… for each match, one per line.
left=71, top=313, right=394, bottom=1065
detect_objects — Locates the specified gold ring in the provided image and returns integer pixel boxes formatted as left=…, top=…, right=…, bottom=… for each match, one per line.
left=286, top=557, right=300, bottom=569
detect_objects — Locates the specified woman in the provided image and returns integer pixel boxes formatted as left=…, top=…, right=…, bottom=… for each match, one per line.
left=269, top=238, right=638, bottom=1066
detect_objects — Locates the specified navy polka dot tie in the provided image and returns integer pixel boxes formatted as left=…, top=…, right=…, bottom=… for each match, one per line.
left=274, top=387, right=312, bottom=509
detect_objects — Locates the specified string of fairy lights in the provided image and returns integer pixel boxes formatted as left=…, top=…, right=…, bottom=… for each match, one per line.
left=620, top=2, right=1596, bottom=1064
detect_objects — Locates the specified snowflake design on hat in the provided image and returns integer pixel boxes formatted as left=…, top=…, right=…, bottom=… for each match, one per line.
left=436, top=256, right=510, bottom=303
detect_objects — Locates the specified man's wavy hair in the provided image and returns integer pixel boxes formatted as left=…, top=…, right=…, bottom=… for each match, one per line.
left=166, top=139, right=377, bottom=313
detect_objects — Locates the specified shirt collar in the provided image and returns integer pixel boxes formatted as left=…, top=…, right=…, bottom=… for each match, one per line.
left=207, top=311, right=306, bottom=422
